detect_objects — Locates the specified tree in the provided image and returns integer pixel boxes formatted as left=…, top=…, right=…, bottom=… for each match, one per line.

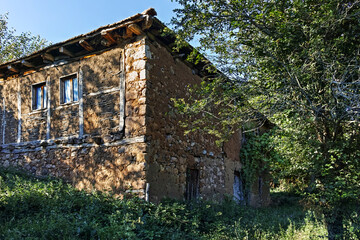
left=0, top=13, right=48, bottom=64
left=171, top=0, right=360, bottom=239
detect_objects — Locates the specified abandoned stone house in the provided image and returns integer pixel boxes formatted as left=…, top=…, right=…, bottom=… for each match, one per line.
left=0, top=9, right=270, bottom=206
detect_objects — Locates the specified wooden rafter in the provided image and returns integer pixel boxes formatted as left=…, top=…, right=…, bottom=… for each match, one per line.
left=21, top=60, right=34, bottom=68
left=127, top=24, right=143, bottom=35
left=7, top=65, right=18, bottom=73
left=59, top=46, right=74, bottom=57
left=142, top=15, right=153, bottom=30
left=101, top=30, right=116, bottom=45
left=122, top=27, right=133, bottom=39
left=42, top=53, right=54, bottom=62
left=79, top=40, right=94, bottom=51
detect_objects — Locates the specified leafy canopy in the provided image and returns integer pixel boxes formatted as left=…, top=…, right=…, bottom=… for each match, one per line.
left=0, top=13, right=48, bottom=64
left=171, top=0, right=360, bottom=228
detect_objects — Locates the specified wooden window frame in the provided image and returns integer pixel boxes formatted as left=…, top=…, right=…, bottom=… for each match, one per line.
left=60, top=73, right=78, bottom=104
left=32, top=82, right=47, bottom=111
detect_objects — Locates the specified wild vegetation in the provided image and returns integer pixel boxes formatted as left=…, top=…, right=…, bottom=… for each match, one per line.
left=171, top=1, right=360, bottom=238
left=2, top=167, right=357, bottom=240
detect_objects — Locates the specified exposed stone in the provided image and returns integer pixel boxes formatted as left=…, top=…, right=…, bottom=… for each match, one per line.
left=3, top=160, right=9, bottom=168
left=118, top=147, right=126, bottom=154
left=133, top=60, right=146, bottom=71
left=140, top=69, right=148, bottom=80
left=127, top=71, right=139, bottom=82
left=126, top=90, right=138, bottom=100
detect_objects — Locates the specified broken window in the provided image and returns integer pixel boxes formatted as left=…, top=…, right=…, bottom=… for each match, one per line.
left=60, top=74, right=78, bottom=104
left=32, top=82, right=47, bottom=110
left=233, top=170, right=247, bottom=205
left=185, top=168, right=199, bottom=201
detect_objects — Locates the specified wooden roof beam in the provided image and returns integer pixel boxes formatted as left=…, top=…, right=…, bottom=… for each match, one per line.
left=7, top=65, right=18, bottom=73
left=79, top=40, right=94, bottom=52
left=21, top=60, right=34, bottom=68
left=101, top=30, right=116, bottom=45
left=127, top=24, right=143, bottom=35
left=122, top=27, right=133, bottom=39
left=59, top=46, right=74, bottom=57
left=42, top=53, right=54, bottom=62
left=142, top=15, right=153, bottom=30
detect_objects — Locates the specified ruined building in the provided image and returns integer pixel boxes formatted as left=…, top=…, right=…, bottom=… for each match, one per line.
left=0, top=9, right=270, bottom=206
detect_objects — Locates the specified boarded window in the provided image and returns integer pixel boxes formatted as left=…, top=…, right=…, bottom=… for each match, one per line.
left=32, top=82, right=47, bottom=110
left=233, top=171, right=246, bottom=205
left=60, top=74, right=78, bottom=104
left=185, top=168, right=199, bottom=201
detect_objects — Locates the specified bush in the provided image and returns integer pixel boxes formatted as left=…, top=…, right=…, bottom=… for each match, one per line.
left=0, top=168, right=358, bottom=239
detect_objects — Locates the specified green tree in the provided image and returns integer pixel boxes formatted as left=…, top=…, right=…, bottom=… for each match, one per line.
left=0, top=13, right=48, bottom=64
left=171, top=0, right=360, bottom=239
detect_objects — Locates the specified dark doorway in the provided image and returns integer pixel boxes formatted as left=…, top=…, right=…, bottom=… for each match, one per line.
left=233, top=170, right=247, bottom=205
left=185, top=168, right=199, bottom=201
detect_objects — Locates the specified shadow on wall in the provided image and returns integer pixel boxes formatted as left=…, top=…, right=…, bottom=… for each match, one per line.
left=67, top=144, right=146, bottom=195
left=0, top=44, right=147, bottom=197
left=1, top=108, right=18, bottom=145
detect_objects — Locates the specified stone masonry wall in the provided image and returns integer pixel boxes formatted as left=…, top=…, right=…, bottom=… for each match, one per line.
left=144, top=38, right=269, bottom=205
left=0, top=37, right=148, bottom=196
left=2, top=78, right=18, bottom=144
left=0, top=81, right=4, bottom=145
left=144, top=39, right=229, bottom=202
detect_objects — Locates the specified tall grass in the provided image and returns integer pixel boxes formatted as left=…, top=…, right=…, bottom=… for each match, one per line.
left=0, top=168, right=358, bottom=239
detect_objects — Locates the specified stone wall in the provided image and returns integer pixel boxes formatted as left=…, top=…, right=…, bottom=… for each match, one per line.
left=0, top=81, right=4, bottom=145
left=0, top=37, right=148, bottom=196
left=144, top=39, right=229, bottom=202
left=2, top=78, right=18, bottom=144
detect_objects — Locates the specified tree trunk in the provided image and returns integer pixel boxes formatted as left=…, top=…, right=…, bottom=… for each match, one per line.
left=325, top=211, right=344, bottom=240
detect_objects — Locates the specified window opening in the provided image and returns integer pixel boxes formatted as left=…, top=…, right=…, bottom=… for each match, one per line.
left=32, top=83, right=47, bottom=110
left=60, top=74, right=78, bottom=104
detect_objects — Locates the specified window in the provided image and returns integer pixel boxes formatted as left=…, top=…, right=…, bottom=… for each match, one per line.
left=60, top=74, right=78, bottom=104
left=32, top=82, right=47, bottom=110
left=185, top=168, right=199, bottom=201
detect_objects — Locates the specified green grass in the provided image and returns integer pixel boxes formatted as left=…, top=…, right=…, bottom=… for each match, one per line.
left=0, top=168, right=358, bottom=239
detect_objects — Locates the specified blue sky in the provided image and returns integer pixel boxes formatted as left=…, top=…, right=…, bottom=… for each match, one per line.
left=1, top=0, right=180, bottom=44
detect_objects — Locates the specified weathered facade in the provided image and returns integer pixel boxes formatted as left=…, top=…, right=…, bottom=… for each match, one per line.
left=0, top=9, right=270, bottom=206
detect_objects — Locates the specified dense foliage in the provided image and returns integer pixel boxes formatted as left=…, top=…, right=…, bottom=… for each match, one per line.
left=171, top=1, right=360, bottom=238
left=2, top=168, right=351, bottom=239
left=0, top=13, right=48, bottom=64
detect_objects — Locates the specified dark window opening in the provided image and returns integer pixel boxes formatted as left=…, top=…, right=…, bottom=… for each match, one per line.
left=258, top=176, right=263, bottom=197
left=60, top=74, right=78, bottom=104
left=185, top=168, right=199, bottom=201
left=233, top=170, right=247, bottom=205
left=32, top=82, right=47, bottom=110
